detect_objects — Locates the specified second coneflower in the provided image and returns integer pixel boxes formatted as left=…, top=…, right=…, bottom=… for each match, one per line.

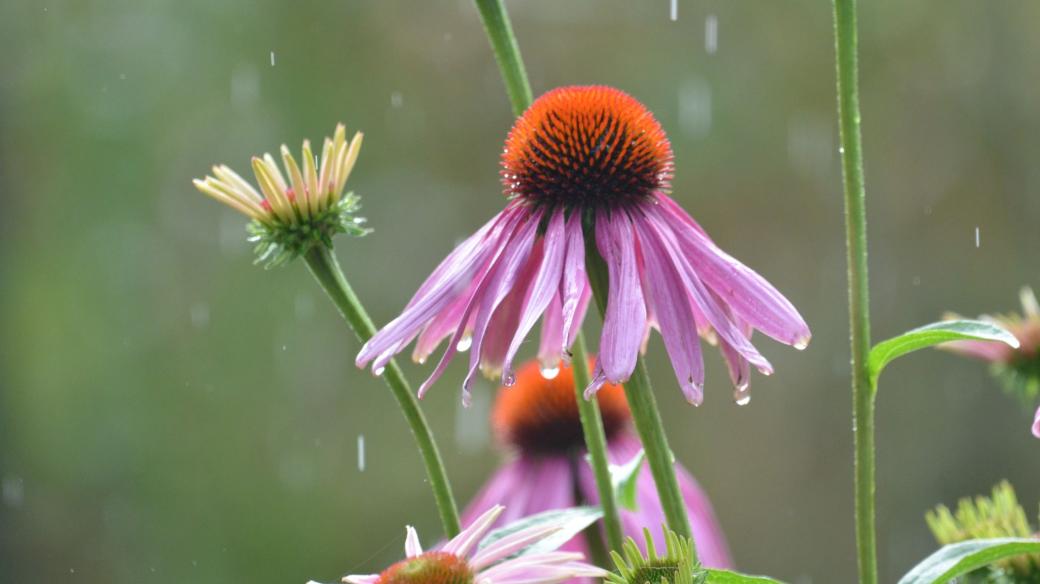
left=357, top=85, right=810, bottom=404
left=461, top=360, right=733, bottom=569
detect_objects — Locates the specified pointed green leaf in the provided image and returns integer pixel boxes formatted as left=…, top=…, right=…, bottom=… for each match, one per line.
left=476, top=506, right=602, bottom=557
left=612, top=449, right=645, bottom=511
left=702, top=568, right=787, bottom=583
left=868, top=320, right=1019, bottom=385
left=897, top=537, right=1040, bottom=584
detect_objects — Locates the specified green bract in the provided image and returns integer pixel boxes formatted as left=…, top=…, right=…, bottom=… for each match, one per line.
left=248, top=193, right=370, bottom=268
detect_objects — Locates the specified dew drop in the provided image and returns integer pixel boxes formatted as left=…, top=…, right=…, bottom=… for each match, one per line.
left=540, top=365, right=560, bottom=380
left=793, top=337, right=810, bottom=351
left=373, top=366, right=385, bottom=376
left=503, top=372, right=516, bottom=387
left=735, top=392, right=751, bottom=406
left=456, top=336, right=472, bottom=352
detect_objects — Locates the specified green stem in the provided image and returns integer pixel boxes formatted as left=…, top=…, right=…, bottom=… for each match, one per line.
left=584, top=225, right=698, bottom=560
left=832, top=0, right=876, bottom=582
left=471, top=0, right=628, bottom=556
left=570, top=332, right=626, bottom=554
left=473, top=0, right=533, bottom=116
left=303, top=245, right=462, bottom=538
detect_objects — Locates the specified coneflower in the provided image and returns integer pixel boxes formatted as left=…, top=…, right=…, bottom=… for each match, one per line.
left=462, top=360, right=732, bottom=569
left=357, top=86, right=809, bottom=405
left=326, top=505, right=605, bottom=584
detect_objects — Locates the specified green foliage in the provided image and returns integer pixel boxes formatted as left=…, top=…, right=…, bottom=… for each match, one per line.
left=922, top=482, right=1040, bottom=583
left=898, top=539, right=1040, bottom=584
left=700, top=569, right=787, bottom=583
left=868, top=320, right=1019, bottom=387
left=606, top=528, right=702, bottom=584
left=247, top=193, right=370, bottom=268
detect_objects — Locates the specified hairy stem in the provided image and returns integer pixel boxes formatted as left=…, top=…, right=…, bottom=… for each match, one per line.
left=304, top=245, right=461, bottom=537
left=832, top=0, right=876, bottom=581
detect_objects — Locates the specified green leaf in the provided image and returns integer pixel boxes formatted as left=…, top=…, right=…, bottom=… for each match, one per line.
left=897, top=537, right=1040, bottom=584
left=476, top=506, right=602, bottom=557
left=702, top=568, right=787, bottom=583
left=589, top=449, right=645, bottom=512
left=868, top=320, right=1019, bottom=386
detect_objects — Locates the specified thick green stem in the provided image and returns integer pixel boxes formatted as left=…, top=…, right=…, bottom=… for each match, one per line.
left=831, top=0, right=876, bottom=582
left=473, top=0, right=533, bottom=117
left=570, top=332, right=625, bottom=554
left=584, top=226, right=698, bottom=560
left=303, top=245, right=462, bottom=538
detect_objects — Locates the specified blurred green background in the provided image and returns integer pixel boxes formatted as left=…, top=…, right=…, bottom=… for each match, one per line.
left=2, top=1, right=1038, bottom=582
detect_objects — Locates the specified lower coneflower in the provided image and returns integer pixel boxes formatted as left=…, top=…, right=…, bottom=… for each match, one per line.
left=462, top=360, right=732, bottom=569
left=607, top=529, right=702, bottom=584
left=330, top=505, right=605, bottom=584
left=942, top=287, right=1040, bottom=438
left=356, top=85, right=810, bottom=405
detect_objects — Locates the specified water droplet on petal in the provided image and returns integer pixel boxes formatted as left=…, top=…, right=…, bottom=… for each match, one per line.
left=373, top=366, right=385, bottom=376
left=456, top=336, right=472, bottom=352
left=793, top=337, right=810, bottom=351
left=540, top=365, right=560, bottom=379
left=735, top=392, right=751, bottom=406
left=503, top=372, right=517, bottom=387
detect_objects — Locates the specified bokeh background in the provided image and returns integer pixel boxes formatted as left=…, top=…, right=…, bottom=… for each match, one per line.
left=2, top=1, right=1038, bottom=582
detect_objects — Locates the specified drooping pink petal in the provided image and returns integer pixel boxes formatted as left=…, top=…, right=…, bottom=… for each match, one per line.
left=654, top=195, right=811, bottom=348
left=412, top=281, right=478, bottom=364
left=341, top=575, right=379, bottom=584
left=478, top=552, right=606, bottom=584
left=644, top=208, right=774, bottom=376
left=479, top=240, right=544, bottom=380
left=560, top=212, right=589, bottom=349
left=538, top=293, right=565, bottom=369
left=442, top=505, right=504, bottom=557
left=632, top=214, right=705, bottom=404
left=470, top=523, right=562, bottom=570
left=589, top=211, right=646, bottom=397
left=463, top=210, right=544, bottom=395
left=1032, top=405, right=1040, bottom=439
left=356, top=207, right=521, bottom=372
left=501, top=209, right=568, bottom=381
left=404, top=526, right=423, bottom=558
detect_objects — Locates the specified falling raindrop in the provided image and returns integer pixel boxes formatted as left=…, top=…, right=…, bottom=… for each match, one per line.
left=189, top=302, right=210, bottom=329
left=669, top=0, right=677, bottom=21
left=974, top=227, right=980, bottom=248
left=270, top=51, right=276, bottom=67
left=705, top=15, right=718, bottom=55
left=390, top=91, right=404, bottom=109
left=357, top=435, right=365, bottom=472
left=540, top=364, right=560, bottom=379
left=456, top=336, right=472, bottom=352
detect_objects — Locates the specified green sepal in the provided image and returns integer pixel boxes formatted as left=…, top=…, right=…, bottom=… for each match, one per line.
left=247, top=192, right=371, bottom=268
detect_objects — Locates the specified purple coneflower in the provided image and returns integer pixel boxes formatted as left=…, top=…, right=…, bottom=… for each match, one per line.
left=941, top=287, right=1040, bottom=438
left=333, top=505, right=605, bottom=584
left=461, top=360, right=733, bottom=569
left=356, top=85, right=809, bottom=405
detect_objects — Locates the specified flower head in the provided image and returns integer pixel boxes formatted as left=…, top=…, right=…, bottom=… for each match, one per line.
left=333, top=505, right=605, bottom=584
left=942, top=287, right=1040, bottom=438
left=463, top=360, right=732, bottom=570
left=357, top=86, right=809, bottom=405
left=193, top=124, right=369, bottom=267
left=606, top=528, right=703, bottom=584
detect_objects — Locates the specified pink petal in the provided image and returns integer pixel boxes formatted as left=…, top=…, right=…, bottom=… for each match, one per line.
left=644, top=209, right=773, bottom=376
left=654, top=195, right=811, bottom=348
left=405, top=525, right=423, bottom=558
left=443, top=505, right=504, bottom=558
left=560, top=212, right=589, bottom=348
left=342, top=575, right=379, bottom=584
left=588, top=211, right=646, bottom=397
left=633, top=214, right=705, bottom=405
left=463, top=210, right=543, bottom=396
left=480, top=241, right=544, bottom=380
left=1032, top=406, right=1040, bottom=439
left=470, top=524, right=562, bottom=570
left=501, top=209, right=568, bottom=381
left=357, top=207, right=520, bottom=372
left=538, top=293, right=565, bottom=369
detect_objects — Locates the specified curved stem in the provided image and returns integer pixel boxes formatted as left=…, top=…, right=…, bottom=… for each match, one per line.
left=303, top=245, right=462, bottom=538
left=832, top=0, right=876, bottom=581
left=570, top=332, right=625, bottom=554
left=584, top=226, right=698, bottom=560
left=473, top=0, right=533, bottom=116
